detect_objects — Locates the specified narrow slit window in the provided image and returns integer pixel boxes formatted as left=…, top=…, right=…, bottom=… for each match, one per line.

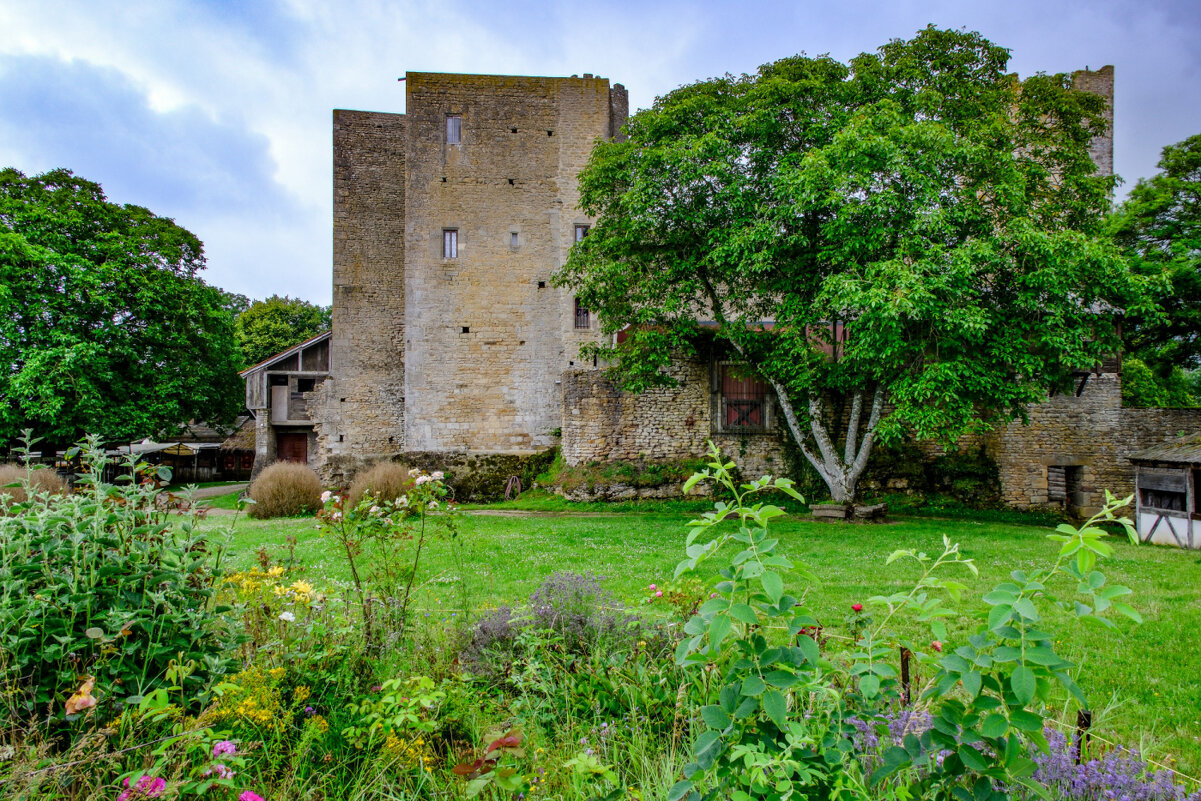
left=574, top=297, right=590, bottom=329
left=446, top=115, right=462, bottom=144
left=443, top=229, right=458, bottom=259
left=574, top=224, right=590, bottom=242
left=510, top=232, right=519, bottom=247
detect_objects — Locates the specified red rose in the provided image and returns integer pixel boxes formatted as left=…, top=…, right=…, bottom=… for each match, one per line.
left=851, top=603, right=863, bottom=612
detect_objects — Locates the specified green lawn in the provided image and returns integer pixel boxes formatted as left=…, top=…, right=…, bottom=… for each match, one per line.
left=201, top=504, right=1201, bottom=779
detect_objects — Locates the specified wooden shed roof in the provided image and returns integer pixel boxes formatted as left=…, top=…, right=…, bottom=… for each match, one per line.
left=239, top=330, right=331, bottom=378
left=1128, top=433, right=1201, bottom=466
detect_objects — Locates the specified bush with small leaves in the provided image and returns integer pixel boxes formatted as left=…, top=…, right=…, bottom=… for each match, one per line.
left=248, top=462, right=322, bottom=519
left=0, top=463, right=66, bottom=504
left=347, top=461, right=412, bottom=509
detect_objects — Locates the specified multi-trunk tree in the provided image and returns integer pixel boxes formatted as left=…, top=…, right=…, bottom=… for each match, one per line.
left=556, top=27, right=1151, bottom=504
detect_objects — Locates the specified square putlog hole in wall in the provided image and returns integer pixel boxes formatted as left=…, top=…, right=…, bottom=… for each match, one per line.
left=461, top=326, right=470, bottom=334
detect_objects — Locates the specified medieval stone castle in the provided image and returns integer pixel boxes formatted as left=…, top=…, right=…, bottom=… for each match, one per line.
left=240, top=67, right=1201, bottom=513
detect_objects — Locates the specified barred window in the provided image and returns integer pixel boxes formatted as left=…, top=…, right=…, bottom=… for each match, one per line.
left=717, top=362, right=769, bottom=432
left=574, top=297, right=590, bottom=329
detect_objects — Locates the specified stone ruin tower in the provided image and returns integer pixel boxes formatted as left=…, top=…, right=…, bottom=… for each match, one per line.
left=312, top=73, right=628, bottom=481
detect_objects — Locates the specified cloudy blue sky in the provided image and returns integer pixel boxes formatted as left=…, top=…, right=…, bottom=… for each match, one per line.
left=2, top=0, right=1199, bottom=304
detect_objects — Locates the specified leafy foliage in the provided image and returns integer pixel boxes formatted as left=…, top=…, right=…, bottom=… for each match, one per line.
left=0, top=435, right=236, bottom=730
left=0, top=168, right=244, bottom=446
left=235, top=295, right=331, bottom=368
left=668, top=443, right=1143, bottom=801
left=1112, top=133, right=1201, bottom=375
left=1120, top=357, right=1197, bottom=408
left=556, top=28, right=1150, bottom=502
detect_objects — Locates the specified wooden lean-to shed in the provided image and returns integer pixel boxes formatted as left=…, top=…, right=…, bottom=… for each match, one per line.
left=1127, top=434, right=1201, bottom=549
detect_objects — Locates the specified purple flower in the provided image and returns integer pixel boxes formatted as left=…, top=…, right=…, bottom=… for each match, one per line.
left=212, top=740, right=237, bottom=757
left=239, top=792, right=266, bottom=801
left=304, top=705, right=316, bottom=716
left=117, top=776, right=167, bottom=801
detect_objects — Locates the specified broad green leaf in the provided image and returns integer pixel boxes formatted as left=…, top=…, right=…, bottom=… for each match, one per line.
left=1011, top=666, right=1036, bottom=704
left=762, top=689, right=788, bottom=728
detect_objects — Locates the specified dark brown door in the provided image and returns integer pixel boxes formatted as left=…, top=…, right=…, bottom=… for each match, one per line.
left=276, top=432, right=308, bottom=463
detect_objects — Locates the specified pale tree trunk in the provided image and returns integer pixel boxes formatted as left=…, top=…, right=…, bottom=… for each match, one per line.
left=766, top=379, right=885, bottom=506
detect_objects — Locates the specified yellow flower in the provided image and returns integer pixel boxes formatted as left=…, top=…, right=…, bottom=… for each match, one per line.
left=267, top=566, right=286, bottom=577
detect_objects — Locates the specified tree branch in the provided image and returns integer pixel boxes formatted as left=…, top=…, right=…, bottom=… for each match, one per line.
left=850, top=383, right=886, bottom=478
left=844, top=390, right=863, bottom=465
left=808, top=395, right=839, bottom=473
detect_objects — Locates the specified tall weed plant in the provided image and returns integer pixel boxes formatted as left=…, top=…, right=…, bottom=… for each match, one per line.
left=0, top=434, right=237, bottom=732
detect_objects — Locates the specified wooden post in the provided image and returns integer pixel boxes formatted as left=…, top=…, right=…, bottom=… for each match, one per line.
left=899, top=647, right=912, bottom=706
left=1074, top=709, right=1092, bottom=764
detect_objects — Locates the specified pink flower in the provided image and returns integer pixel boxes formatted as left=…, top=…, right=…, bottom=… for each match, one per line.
left=117, top=775, right=167, bottom=800
left=931, top=640, right=943, bottom=652
left=203, top=764, right=236, bottom=780
left=648, top=583, right=656, bottom=591
left=654, top=591, right=663, bottom=597
left=239, top=792, right=266, bottom=801
left=851, top=603, right=863, bottom=612
left=212, top=740, right=237, bottom=757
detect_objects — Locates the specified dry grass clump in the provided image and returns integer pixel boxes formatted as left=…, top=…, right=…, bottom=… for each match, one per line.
left=0, top=463, right=67, bottom=503
left=347, top=461, right=412, bottom=508
left=248, top=461, right=322, bottom=519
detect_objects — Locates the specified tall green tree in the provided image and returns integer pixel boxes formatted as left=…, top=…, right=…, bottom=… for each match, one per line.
left=235, top=295, right=330, bottom=368
left=1111, top=133, right=1201, bottom=377
left=0, top=168, right=244, bottom=446
left=556, top=27, right=1151, bottom=503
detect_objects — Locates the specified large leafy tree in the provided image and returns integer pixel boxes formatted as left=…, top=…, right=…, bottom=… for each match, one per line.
left=235, top=295, right=331, bottom=368
left=0, top=168, right=244, bottom=447
left=1111, top=133, right=1201, bottom=377
left=557, top=27, right=1150, bottom=503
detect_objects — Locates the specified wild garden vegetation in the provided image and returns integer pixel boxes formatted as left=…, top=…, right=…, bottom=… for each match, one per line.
left=2, top=441, right=1199, bottom=800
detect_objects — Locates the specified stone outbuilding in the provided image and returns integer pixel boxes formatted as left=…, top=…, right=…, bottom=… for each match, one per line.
left=1128, top=434, right=1201, bottom=549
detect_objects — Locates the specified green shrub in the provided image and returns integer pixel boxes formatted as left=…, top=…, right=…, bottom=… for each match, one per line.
left=0, top=463, right=66, bottom=504
left=347, top=460, right=412, bottom=508
left=249, top=461, right=322, bottom=518
left=0, top=437, right=235, bottom=731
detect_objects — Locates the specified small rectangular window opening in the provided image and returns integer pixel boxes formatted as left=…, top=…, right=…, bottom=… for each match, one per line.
left=446, top=115, right=461, bottom=144
left=443, top=229, right=458, bottom=258
left=461, top=326, right=470, bottom=334
left=574, top=224, right=590, bottom=242
left=297, top=378, right=316, bottom=393
left=574, top=297, right=590, bottom=329
left=510, top=232, right=519, bottom=246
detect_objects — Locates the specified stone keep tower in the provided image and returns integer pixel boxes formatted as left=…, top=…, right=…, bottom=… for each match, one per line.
left=317, top=73, right=628, bottom=472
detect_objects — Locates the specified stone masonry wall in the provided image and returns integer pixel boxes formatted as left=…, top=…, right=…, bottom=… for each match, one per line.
left=1073, top=66, right=1114, bottom=177
left=562, top=362, right=789, bottom=481
left=315, top=110, right=408, bottom=476
left=993, top=373, right=1201, bottom=510
left=403, top=73, right=620, bottom=454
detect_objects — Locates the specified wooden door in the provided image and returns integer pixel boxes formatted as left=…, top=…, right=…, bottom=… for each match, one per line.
left=276, top=432, right=308, bottom=463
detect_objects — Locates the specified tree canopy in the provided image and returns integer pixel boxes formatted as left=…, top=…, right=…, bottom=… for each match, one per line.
left=556, top=27, right=1151, bottom=503
left=1111, top=133, right=1201, bottom=385
left=235, top=295, right=331, bottom=368
left=0, top=168, right=244, bottom=447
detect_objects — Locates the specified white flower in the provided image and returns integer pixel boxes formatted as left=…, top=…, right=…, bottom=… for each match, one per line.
left=278, top=611, right=295, bottom=622
left=415, top=475, right=431, bottom=485
left=331, top=510, right=342, bottom=521
left=369, top=505, right=381, bottom=515
left=428, top=500, right=439, bottom=510
left=431, top=471, right=444, bottom=481
left=397, top=495, right=408, bottom=507
left=407, top=468, right=420, bottom=478
left=320, top=490, right=332, bottom=503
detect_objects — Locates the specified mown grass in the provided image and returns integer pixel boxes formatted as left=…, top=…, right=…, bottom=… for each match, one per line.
left=201, top=504, right=1201, bottom=780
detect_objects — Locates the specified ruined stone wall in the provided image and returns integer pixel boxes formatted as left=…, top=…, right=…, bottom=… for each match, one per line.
left=316, top=110, right=408, bottom=475
left=995, top=373, right=1201, bottom=509
left=403, top=73, right=620, bottom=454
left=562, top=361, right=789, bottom=480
